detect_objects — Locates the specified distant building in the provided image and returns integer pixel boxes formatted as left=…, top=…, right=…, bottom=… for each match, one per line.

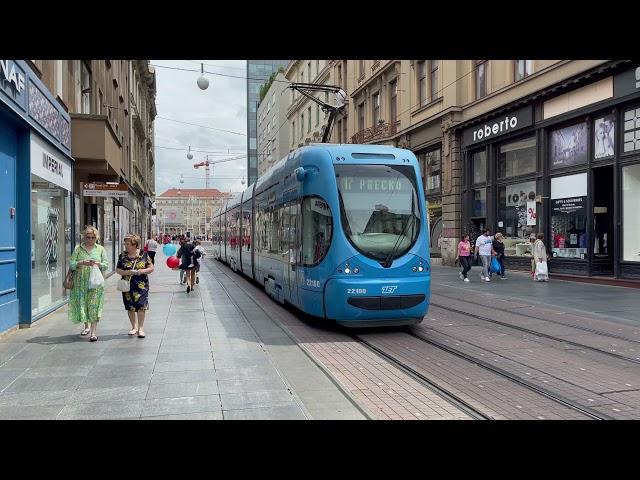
left=156, top=188, right=231, bottom=237
left=257, top=72, right=290, bottom=177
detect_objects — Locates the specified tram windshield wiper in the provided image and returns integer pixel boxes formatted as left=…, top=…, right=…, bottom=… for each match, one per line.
left=382, top=196, right=416, bottom=268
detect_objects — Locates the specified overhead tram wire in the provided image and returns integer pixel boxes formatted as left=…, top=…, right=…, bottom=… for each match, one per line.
left=155, top=145, right=246, bottom=155
left=155, top=116, right=246, bottom=136
left=151, top=63, right=291, bottom=84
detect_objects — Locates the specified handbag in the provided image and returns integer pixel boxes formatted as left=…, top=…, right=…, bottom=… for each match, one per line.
left=117, top=254, right=139, bottom=292
left=63, top=269, right=74, bottom=290
left=117, top=277, right=131, bottom=292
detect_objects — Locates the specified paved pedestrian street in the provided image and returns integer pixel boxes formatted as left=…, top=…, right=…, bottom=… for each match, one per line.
left=0, top=251, right=365, bottom=420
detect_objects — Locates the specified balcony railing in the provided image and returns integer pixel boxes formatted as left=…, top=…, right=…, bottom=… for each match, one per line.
left=350, top=120, right=400, bottom=144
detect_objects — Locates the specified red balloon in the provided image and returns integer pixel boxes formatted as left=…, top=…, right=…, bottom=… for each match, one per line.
left=166, top=256, right=180, bottom=269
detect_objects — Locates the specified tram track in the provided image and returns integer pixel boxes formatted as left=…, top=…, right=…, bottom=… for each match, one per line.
left=429, top=299, right=640, bottom=366
left=432, top=290, right=640, bottom=345
left=403, top=329, right=610, bottom=420
left=351, top=334, right=492, bottom=420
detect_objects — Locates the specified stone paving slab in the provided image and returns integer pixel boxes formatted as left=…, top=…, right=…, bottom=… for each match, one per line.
left=0, top=249, right=363, bottom=419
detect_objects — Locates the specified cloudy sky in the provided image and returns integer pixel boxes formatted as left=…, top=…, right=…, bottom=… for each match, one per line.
left=152, top=60, right=248, bottom=195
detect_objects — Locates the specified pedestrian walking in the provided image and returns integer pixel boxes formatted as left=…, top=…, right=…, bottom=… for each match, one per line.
left=492, top=232, right=506, bottom=280
left=144, top=235, right=159, bottom=264
left=177, top=236, right=197, bottom=293
left=193, top=240, right=206, bottom=285
left=116, top=234, right=154, bottom=338
left=474, top=228, right=495, bottom=282
left=456, top=234, right=472, bottom=282
left=533, top=233, right=549, bottom=282
left=529, top=233, right=537, bottom=279
left=68, top=226, right=109, bottom=342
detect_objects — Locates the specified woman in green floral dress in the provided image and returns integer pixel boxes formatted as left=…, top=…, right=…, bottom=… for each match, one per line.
left=116, top=234, right=154, bottom=338
left=68, top=226, right=109, bottom=341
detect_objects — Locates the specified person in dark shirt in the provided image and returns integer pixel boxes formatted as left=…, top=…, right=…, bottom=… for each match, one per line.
left=177, top=237, right=198, bottom=293
left=491, top=232, right=506, bottom=280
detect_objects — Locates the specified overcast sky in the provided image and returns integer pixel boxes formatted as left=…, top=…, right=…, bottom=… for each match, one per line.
left=153, top=60, right=248, bottom=195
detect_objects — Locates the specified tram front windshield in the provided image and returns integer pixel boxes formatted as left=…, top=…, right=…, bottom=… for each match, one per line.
left=335, top=164, right=421, bottom=262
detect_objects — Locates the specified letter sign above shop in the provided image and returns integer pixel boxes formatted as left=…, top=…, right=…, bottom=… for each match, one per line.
left=30, top=134, right=72, bottom=191
left=461, top=105, right=533, bottom=148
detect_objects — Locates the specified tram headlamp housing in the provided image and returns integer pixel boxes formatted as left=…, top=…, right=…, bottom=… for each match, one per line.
left=413, top=261, right=426, bottom=273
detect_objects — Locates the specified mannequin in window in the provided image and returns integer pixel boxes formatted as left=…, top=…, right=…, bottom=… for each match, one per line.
left=568, top=222, right=579, bottom=247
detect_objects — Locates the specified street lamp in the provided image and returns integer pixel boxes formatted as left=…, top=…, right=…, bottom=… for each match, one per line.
left=197, top=63, right=209, bottom=90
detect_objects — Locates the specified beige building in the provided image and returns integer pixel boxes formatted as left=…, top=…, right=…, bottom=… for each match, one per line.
left=284, top=60, right=337, bottom=150
left=156, top=188, right=230, bottom=238
left=27, top=60, right=156, bottom=270
left=339, top=60, right=639, bottom=276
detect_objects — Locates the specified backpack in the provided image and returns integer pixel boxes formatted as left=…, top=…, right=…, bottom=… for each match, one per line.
left=193, top=248, right=202, bottom=259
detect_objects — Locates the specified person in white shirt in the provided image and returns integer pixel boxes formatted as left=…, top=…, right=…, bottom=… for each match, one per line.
left=474, top=228, right=496, bottom=281
left=144, top=236, right=159, bottom=264
left=193, top=240, right=206, bottom=285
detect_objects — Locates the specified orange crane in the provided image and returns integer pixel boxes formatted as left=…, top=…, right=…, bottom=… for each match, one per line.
left=193, top=154, right=246, bottom=188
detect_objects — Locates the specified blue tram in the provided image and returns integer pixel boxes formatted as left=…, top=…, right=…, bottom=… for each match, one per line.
left=212, top=144, right=430, bottom=327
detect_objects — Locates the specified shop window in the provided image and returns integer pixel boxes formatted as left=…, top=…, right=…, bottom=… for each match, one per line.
left=31, top=176, right=71, bottom=317
left=498, top=136, right=536, bottom=178
left=421, top=148, right=441, bottom=194
left=472, top=188, right=486, bottom=218
left=550, top=173, right=588, bottom=259
left=471, top=149, right=487, bottom=184
left=550, top=122, right=588, bottom=169
left=623, top=107, right=640, bottom=153
left=302, top=196, right=332, bottom=266
left=622, top=164, right=640, bottom=262
left=497, top=181, right=538, bottom=256
left=594, top=114, right=615, bottom=160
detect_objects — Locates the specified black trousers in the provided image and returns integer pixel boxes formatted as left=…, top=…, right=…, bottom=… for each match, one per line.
left=459, top=256, right=472, bottom=278
left=148, top=251, right=156, bottom=264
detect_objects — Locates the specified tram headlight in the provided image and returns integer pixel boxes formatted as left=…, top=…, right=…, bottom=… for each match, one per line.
left=344, top=267, right=351, bottom=274
left=353, top=267, right=359, bottom=274
left=412, top=266, right=417, bottom=272
left=418, top=266, right=424, bottom=272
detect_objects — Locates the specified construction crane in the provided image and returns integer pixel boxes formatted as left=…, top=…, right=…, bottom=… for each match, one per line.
left=193, top=154, right=246, bottom=188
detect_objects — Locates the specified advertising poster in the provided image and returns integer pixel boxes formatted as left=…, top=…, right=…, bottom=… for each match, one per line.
left=550, top=122, right=588, bottom=168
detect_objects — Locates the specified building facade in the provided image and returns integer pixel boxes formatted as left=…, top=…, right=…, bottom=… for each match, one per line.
left=29, top=60, right=156, bottom=274
left=284, top=60, right=334, bottom=151
left=247, top=60, right=288, bottom=185
left=257, top=72, right=289, bottom=177
left=156, top=188, right=230, bottom=238
left=340, top=59, right=640, bottom=280
left=0, top=59, right=74, bottom=333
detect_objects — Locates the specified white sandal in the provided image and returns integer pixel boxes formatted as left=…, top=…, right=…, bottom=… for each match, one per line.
left=80, top=328, right=91, bottom=336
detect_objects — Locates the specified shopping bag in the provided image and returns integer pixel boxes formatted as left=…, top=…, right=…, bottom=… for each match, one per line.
left=490, top=257, right=502, bottom=275
left=535, top=261, right=549, bottom=281
left=88, top=264, right=104, bottom=289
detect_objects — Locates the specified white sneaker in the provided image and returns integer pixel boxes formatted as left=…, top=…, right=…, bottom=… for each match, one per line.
left=464, top=278, right=470, bottom=282
left=459, top=272, right=464, bottom=280
left=485, top=277, right=490, bottom=282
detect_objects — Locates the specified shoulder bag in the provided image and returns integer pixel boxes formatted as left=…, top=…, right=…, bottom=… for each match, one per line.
left=117, top=254, right=139, bottom=292
left=63, top=269, right=74, bottom=290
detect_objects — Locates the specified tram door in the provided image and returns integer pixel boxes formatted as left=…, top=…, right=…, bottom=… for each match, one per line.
left=287, top=202, right=300, bottom=307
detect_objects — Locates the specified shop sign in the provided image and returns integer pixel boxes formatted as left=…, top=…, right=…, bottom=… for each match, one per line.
left=551, top=196, right=586, bottom=215
left=310, top=198, right=330, bottom=216
left=30, top=134, right=72, bottom=191
left=0, top=59, right=26, bottom=105
left=462, top=105, right=533, bottom=147
left=164, top=208, right=183, bottom=224
left=83, top=182, right=128, bottom=198
left=614, top=65, right=640, bottom=99
left=506, top=181, right=536, bottom=207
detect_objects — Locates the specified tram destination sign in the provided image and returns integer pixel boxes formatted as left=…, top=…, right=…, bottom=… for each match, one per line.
left=462, top=105, right=533, bottom=147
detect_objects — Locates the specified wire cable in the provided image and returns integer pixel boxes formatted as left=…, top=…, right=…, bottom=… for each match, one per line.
left=155, top=116, right=246, bottom=136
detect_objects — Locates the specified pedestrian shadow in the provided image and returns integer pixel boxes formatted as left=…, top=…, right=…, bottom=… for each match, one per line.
left=25, top=334, right=126, bottom=345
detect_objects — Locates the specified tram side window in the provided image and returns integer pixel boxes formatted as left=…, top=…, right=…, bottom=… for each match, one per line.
left=302, top=196, right=333, bottom=267
left=242, top=202, right=251, bottom=251
left=270, top=207, right=280, bottom=253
